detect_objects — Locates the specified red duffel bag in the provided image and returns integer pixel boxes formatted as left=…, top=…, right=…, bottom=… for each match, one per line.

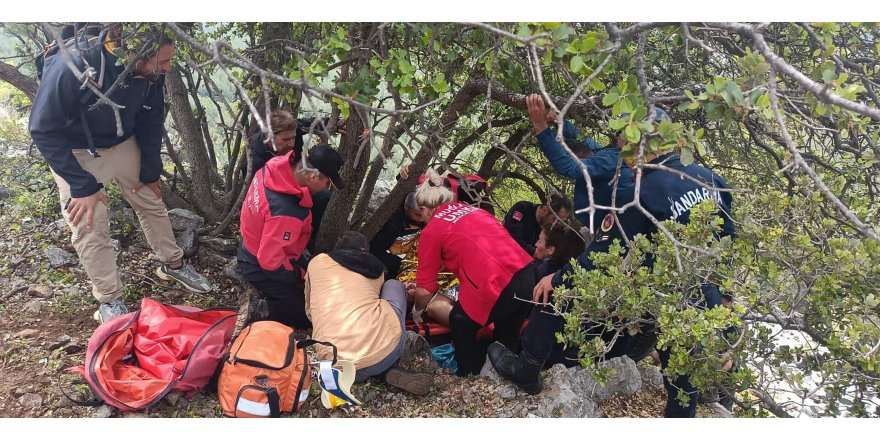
left=68, top=297, right=237, bottom=411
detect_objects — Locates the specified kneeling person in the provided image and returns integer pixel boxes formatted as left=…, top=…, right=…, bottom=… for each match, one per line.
left=305, top=232, right=433, bottom=395
left=237, top=145, right=345, bottom=329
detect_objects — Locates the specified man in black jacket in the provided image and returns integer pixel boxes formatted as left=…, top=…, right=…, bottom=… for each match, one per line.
left=628, top=148, right=736, bottom=418
left=503, top=193, right=572, bottom=258
left=28, top=29, right=211, bottom=324
left=369, top=192, right=427, bottom=277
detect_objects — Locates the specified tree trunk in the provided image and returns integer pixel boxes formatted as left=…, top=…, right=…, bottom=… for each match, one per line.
left=359, top=78, right=490, bottom=241
left=0, top=62, right=37, bottom=102
left=313, top=74, right=373, bottom=252
left=166, top=69, right=222, bottom=223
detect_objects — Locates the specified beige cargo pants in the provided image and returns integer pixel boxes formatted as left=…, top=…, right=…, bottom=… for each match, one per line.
left=50, top=136, right=183, bottom=303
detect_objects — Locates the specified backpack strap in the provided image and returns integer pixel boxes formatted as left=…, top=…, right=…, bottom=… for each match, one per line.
left=78, top=110, right=99, bottom=158
left=291, top=339, right=337, bottom=413
left=265, top=386, right=281, bottom=418
left=296, top=339, right=337, bottom=365
left=73, top=32, right=107, bottom=159
left=58, top=368, right=103, bottom=407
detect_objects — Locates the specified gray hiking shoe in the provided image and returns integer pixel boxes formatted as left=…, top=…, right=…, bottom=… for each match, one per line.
left=156, top=263, right=213, bottom=293
left=94, top=300, right=129, bottom=324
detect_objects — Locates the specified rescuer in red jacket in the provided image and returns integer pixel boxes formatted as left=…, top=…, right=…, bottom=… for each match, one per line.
left=237, top=145, right=345, bottom=328
left=407, top=170, right=535, bottom=376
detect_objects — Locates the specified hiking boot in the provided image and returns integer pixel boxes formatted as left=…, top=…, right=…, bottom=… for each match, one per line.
left=384, top=366, right=433, bottom=396
left=156, top=263, right=212, bottom=293
left=93, top=300, right=128, bottom=324
left=487, top=341, right=544, bottom=395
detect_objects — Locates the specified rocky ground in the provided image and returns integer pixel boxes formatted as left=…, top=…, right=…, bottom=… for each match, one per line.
left=0, top=156, right=730, bottom=419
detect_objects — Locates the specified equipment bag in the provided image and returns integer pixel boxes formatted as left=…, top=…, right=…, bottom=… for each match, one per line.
left=68, top=297, right=238, bottom=411
left=217, top=320, right=337, bottom=418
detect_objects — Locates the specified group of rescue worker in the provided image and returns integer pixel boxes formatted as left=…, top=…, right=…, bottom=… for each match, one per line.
left=28, top=26, right=736, bottom=416
left=235, top=94, right=736, bottom=416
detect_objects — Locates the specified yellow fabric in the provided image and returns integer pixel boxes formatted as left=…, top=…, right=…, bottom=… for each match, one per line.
left=305, top=254, right=401, bottom=370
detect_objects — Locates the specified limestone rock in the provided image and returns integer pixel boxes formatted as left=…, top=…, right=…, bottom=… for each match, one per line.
left=698, top=402, right=734, bottom=418
left=23, top=299, right=43, bottom=315
left=167, top=209, right=204, bottom=231
left=15, top=329, right=39, bottom=339
left=200, top=237, right=238, bottom=254
left=92, top=405, right=114, bottom=418
left=197, top=250, right=229, bottom=269
left=0, top=186, right=16, bottom=200
left=639, top=365, right=664, bottom=391
left=123, top=412, right=149, bottom=418
left=496, top=384, right=518, bottom=400
left=570, top=356, right=641, bottom=403
left=532, top=364, right=598, bottom=418
left=61, top=343, right=85, bottom=355
left=44, top=246, right=77, bottom=268
left=176, top=227, right=199, bottom=259
left=18, top=393, right=43, bottom=409
left=49, top=335, right=72, bottom=351
left=27, top=285, right=54, bottom=299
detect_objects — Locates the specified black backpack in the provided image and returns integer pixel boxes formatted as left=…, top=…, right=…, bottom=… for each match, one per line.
left=34, top=23, right=116, bottom=157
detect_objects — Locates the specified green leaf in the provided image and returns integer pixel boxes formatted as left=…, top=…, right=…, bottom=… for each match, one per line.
left=570, top=56, right=584, bottom=73
left=602, top=92, right=619, bottom=106
left=625, top=124, right=640, bottom=144
left=680, top=147, right=694, bottom=166
left=331, top=97, right=350, bottom=119
left=821, top=61, right=836, bottom=83
left=620, top=97, right=635, bottom=114
left=609, top=118, right=627, bottom=130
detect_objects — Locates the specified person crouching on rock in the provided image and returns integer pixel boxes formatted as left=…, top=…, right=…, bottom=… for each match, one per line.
left=305, top=231, right=433, bottom=395
left=407, top=170, right=536, bottom=376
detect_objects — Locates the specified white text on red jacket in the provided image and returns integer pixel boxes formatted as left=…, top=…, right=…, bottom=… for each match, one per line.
left=434, top=203, right=479, bottom=224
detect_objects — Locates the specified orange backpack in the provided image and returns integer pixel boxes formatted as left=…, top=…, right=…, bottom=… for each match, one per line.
left=217, top=321, right=336, bottom=417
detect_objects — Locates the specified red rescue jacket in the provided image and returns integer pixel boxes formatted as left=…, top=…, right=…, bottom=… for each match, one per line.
left=238, top=151, right=313, bottom=284
left=415, top=202, right=532, bottom=325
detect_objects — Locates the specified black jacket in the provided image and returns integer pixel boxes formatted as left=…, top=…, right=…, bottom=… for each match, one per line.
left=369, top=205, right=423, bottom=277
left=638, top=152, right=736, bottom=240
left=504, top=201, right=540, bottom=256
left=246, top=116, right=330, bottom=177
left=552, top=153, right=735, bottom=295
left=29, top=39, right=166, bottom=197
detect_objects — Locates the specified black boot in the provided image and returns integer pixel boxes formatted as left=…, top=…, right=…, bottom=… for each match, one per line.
left=487, top=341, right=544, bottom=395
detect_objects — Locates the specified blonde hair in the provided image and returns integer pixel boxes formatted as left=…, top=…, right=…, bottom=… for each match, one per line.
left=415, top=169, right=454, bottom=210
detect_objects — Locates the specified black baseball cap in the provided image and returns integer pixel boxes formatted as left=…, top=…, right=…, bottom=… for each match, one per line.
left=307, top=145, right=345, bottom=190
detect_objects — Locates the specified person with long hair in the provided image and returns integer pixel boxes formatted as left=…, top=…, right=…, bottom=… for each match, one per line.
left=407, top=170, right=535, bottom=376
